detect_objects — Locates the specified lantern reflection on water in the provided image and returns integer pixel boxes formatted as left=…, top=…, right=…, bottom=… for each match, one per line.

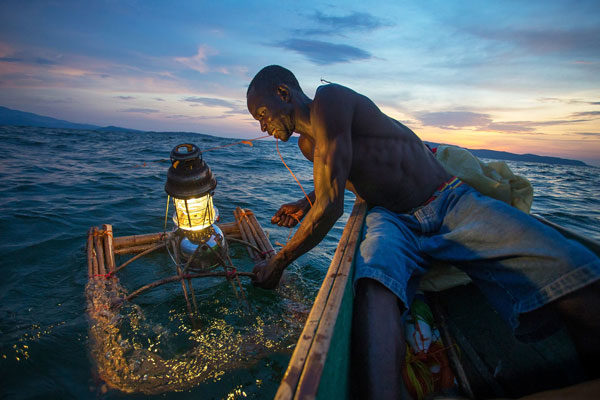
left=165, top=143, right=227, bottom=270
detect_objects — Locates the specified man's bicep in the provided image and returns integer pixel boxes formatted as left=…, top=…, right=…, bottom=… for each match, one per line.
left=312, top=131, right=352, bottom=206
left=311, top=89, right=355, bottom=205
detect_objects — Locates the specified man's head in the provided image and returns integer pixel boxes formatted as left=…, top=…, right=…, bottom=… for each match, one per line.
left=246, top=65, right=303, bottom=142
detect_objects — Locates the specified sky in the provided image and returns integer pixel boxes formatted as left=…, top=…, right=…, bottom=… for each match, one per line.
left=1, top=0, right=599, bottom=165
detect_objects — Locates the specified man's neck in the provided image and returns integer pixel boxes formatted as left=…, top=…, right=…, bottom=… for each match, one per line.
left=292, top=95, right=313, bottom=139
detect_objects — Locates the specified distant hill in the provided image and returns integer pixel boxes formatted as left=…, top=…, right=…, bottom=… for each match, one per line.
left=0, top=106, right=141, bottom=133
left=0, top=105, right=589, bottom=166
left=468, top=148, right=587, bottom=167
left=424, top=142, right=587, bottom=167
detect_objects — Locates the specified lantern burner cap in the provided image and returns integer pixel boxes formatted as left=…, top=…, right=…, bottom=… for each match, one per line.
left=165, top=143, right=217, bottom=199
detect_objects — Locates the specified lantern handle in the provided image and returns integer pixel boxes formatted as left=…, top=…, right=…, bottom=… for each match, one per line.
left=170, top=143, right=202, bottom=165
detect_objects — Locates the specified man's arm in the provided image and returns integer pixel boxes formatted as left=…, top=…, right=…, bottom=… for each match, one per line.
left=253, top=87, right=354, bottom=287
left=271, top=191, right=315, bottom=227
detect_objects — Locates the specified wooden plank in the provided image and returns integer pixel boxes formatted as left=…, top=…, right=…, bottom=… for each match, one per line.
left=275, top=199, right=366, bottom=400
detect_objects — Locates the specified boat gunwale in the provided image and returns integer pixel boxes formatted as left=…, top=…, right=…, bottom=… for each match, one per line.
left=275, top=198, right=367, bottom=400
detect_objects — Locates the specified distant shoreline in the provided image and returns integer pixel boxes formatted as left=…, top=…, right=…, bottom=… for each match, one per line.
left=424, top=141, right=588, bottom=167
left=0, top=105, right=590, bottom=167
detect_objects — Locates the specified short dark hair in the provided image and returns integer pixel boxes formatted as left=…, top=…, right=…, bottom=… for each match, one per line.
left=247, top=65, right=302, bottom=97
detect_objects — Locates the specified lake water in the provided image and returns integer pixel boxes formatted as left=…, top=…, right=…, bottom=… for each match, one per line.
left=0, top=126, right=598, bottom=399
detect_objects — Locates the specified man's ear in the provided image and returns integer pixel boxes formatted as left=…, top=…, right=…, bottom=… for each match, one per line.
left=277, top=84, right=291, bottom=103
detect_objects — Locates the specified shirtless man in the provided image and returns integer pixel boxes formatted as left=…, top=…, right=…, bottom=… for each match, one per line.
left=246, top=65, right=600, bottom=399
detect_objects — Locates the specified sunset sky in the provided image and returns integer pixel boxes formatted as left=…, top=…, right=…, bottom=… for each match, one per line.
left=1, top=0, right=599, bottom=165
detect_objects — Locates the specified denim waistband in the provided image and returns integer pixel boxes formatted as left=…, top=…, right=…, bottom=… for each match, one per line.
left=409, top=176, right=463, bottom=214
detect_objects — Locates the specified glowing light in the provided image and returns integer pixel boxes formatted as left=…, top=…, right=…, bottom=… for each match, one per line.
left=172, top=194, right=216, bottom=231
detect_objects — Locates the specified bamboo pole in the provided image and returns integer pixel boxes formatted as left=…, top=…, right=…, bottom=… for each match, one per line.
left=226, top=237, right=263, bottom=254
left=102, top=224, right=116, bottom=273
left=113, top=242, right=166, bottom=274
left=87, top=228, right=94, bottom=278
left=93, top=227, right=106, bottom=276
left=218, top=222, right=240, bottom=237
left=114, top=244, right=156, bottom=255
left=113, top=232, right=168, bottom=250
left=240, top=209, right=262, bottom=250
left=112, top=222, right=240, bottom=250
left=244, top=209, right=275, bottom=259
left=234, top=207, right=258, bottom=259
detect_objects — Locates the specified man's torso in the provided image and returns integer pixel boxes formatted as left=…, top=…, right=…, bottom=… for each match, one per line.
left=299, top=84, right=451, bottom=213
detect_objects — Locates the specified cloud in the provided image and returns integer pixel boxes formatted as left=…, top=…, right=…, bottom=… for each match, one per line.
left=573, top=132, right=600, bottom=137
left=538, top=97, right=600, bottom=106
left=275, top=39, right=371, bottom=65
left=182, top=96, right=237, bottom=108
left=120, top=108, right=158, bottom=113
left=115, top=95, right=135, bottom=100
left=296, top=11, right=390, bottom=36
left=181, top=96, right=247, bottom=118
left=417, top=109, right=595, bottom=134
left=469, top=26, right=600, bottom=57
left=418, top=111, right=492, bottom=129
left=570, top=111, right=600, bottom=118
left=486, top=122, right=536, bottom=133
left=154, top=97, right=165, bottom=101
left=175, top=46, right=214, bottom=73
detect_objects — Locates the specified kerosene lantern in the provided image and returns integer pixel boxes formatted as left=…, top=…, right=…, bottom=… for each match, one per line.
left=165, top=143, right=227, bottom=270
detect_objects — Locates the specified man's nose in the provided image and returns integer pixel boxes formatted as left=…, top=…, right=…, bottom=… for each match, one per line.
left=260, top=121, right=267, bottom=132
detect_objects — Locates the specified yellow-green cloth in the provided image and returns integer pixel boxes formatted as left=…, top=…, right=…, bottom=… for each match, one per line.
left=434, top=144, right=533, bottom=213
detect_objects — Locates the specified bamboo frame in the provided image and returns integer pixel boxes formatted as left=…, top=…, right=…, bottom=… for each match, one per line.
left=86, top=208, right=271, bottom=305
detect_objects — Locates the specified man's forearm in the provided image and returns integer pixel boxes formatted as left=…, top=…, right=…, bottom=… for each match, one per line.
left=274, top=200, right=343, bottom=268
left=297, top=191, right=316, bottom=209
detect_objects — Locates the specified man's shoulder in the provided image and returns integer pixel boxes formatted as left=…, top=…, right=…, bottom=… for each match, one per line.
left=313, top=84, right=360, bottom=114
left=315, top=83, right=356, bottom=98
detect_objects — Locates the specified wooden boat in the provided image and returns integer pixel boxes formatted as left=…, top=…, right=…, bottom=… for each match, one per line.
left=275, top=198, right=600, bottom=399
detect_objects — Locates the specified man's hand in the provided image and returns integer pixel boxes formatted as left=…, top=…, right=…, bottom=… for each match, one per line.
left=252, top=257, right=285, bottom=289
left=271, top=199, right=310, bottom=227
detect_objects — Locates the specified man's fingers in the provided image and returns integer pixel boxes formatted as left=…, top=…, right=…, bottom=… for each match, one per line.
left=286, top=218, right=297, bottom=227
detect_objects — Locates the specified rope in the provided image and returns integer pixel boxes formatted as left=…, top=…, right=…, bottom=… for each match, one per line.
left=92, top=273, right=114, bottom=279
left=201, top=135, right=270, bottom=153
left=226, top=268, right=237, bottom=280
left=276, top=139, right=313, bottom=208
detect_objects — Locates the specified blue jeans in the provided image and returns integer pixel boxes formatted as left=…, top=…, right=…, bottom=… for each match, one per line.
left=354, top=183, right=600, bottom=340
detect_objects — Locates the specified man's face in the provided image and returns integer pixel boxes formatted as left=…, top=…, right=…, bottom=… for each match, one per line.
left=247, top=86, right=294, bottom=142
